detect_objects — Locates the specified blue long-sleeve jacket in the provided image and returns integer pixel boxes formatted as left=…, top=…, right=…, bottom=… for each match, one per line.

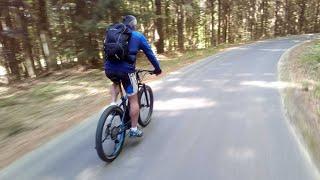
left=104, top=26, right=161, bottom=73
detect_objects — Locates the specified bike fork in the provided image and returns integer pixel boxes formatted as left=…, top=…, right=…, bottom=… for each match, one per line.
left=142, top=84, right=150, bottom=107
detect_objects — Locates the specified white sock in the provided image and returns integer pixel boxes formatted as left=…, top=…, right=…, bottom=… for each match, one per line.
left=131, top=127, right=137, bottom=131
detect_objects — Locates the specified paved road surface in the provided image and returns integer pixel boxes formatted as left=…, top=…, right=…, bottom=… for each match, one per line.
left=1, top=35, right=319, bottom=180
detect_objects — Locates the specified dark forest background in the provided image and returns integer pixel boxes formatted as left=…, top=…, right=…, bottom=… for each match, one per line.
left=1, top=0, right=319, bottom=82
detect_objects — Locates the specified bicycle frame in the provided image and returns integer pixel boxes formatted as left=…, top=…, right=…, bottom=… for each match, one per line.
left=115, top=70, right=153, bottom=131
left=95, top=70, right=154, bottom=162
left=136, top=72, right=151, bottom=109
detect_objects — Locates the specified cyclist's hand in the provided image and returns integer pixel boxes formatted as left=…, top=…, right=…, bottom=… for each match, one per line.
left=153, top=69, right=162, bottom=76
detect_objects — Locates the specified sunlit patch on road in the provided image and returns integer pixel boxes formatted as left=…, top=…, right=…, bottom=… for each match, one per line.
left=240, top=81, right=298, bottom=89
left=167, top=78, right=180, bottom=82
left=76, top=165, right=105, bottom=180
left=220, top=63, right=233, bottom=66
left=259, top=48, right=287, bottom=52
left=154, top=98, right=215, bottom=111
left=169, top=71, right=181, bottom=75
left=148, top=80, right=164, bottom=91
left=227, top=47, right=248, bottom=51
left=147, top=80, right=164, bottom=87
left=235, top=73, right=253, bottom=77
left=226, top=147, right=256, bottom=160
left=263, top=73, right=275, bottom=76
left=172, top=86, right=200, bottom=93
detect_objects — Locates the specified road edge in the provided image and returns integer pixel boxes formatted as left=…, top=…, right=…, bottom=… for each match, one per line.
left=278, top=38, right=320, bottom=178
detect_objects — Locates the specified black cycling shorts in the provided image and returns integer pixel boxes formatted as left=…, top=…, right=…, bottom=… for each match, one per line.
left=105, top=70, right=138, bottom=96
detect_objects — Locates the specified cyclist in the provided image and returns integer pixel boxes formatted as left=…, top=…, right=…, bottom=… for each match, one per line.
left=105, top=15, right=162, bottom=137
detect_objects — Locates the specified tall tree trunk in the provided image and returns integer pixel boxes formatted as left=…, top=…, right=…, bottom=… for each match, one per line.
left=314, top=0, right=320, bottom=32
left=222, top=2, right=226, bottom=44
left=172, top=18, right=177, bottom=50
left=177, top=2, right=184, bottom=50
left=204, top=20, right=208, bottom=47
left=0, top=7, right=20, bottom=80
left=36, top=0, right=57, bottom=71
left=3, top=40, right=20, bottom=80
left=209, top=0, right=216, bottom=46
left=223, top=16, right=227, bottom=43
left=16, top=4, right=36, bottom=77
left=274, top=0, right=281, bottom=36
left=88, top=33, right=99, bottom=67
left=165, top=0, right=172, bottom=51
left=107, top=0, right=120, bottom=22
left=155, top=0, right=165, bottom=53
left=218, top=0, right=221, bottom=44
left=260, top=0, right=265, bottom=37
left=298, top=0, right=306, bottom=33
left=192, top=17, right=198, bottom=49
left=222, top=1, right=229, bottom=43
left=249, top=0, right=256, bottom=39
left=227, top=1, right=232, bottom=43
left=263, top=0, right=268, bottom=36
left=74, top=0, right=88, bottom=66
left=284, top=0, right=291, bottom=35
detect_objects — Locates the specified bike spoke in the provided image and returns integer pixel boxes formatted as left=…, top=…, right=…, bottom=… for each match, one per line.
left=109, top=112, right=117, bottom=124
left=101, top=113, right=118, bottom=143
left=101, top=136, right=110, bottom=143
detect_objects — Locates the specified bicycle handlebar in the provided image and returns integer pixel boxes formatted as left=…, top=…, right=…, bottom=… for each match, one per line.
left=136, top=69, right=154, bottom=75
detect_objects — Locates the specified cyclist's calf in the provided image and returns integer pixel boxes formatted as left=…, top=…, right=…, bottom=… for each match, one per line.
left=128, top=94, right=139, bottom=128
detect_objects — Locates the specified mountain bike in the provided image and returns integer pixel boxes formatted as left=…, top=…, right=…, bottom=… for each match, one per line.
left=95, top=69, right=154, bottom=162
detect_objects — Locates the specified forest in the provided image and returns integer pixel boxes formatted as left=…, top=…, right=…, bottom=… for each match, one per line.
left=1, top=0, right=320, bottom=82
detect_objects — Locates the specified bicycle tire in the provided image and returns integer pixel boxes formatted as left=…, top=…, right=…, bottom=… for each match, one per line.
left=138, top=85, right=154, bottom=127
left=95, top=105, right=126, bottom=162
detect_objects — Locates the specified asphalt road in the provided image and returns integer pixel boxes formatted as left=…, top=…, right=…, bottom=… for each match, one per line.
left=1, top=35, right=319, bottom=180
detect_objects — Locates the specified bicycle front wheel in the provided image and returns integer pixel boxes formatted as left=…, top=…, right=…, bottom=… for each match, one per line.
left=95, top=105, right=126, bottom=162
left=138, top=85, right=154, bottom=127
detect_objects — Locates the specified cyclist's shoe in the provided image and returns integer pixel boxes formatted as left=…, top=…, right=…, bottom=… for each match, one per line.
left=110, top=102, right=117, bottom=106
left=129, top=128, right=143, bottom=137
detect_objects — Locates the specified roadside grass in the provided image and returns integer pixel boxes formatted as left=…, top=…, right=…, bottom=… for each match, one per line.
left=279, top=38, right=320, bottom=172
left=0, top=70, right=107, bottom=141
left=299, top=41, right=320, bottom=67
left=298, top=40, right=320, bottom=98
left=298, top=40, right=320, bottom=158
left=315, top=85, right=320, bottom=98
left=0, top=96, right=20, bottom=108
left=298, top=120, right=318, bottom=155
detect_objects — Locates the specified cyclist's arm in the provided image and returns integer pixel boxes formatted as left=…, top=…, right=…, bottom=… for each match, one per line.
left=139, top=34, right=161, bottom=71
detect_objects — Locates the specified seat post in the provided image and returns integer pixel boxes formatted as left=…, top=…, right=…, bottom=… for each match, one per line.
left=119, top=82, right=125, bottom=101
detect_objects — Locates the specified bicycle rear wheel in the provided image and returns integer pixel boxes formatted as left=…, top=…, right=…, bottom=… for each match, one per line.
left=95, top=105, right=126, bottom=162
left=138, top=85, right=154, bottom=127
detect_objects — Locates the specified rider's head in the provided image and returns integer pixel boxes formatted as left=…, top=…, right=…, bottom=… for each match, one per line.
left=123, top=15, right=137, bottom=30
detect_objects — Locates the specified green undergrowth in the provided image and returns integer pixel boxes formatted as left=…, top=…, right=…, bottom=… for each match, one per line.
left=299, top=41, right=320, bottom=67
left=298, top=40, right=320, bottom=98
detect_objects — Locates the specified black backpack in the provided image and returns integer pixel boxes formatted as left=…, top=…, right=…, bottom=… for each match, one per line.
left=103, top=23, right=132, bottom=62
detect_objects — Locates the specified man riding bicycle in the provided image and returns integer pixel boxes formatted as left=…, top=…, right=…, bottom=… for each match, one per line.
left=105, top=15, right=162, bottom=137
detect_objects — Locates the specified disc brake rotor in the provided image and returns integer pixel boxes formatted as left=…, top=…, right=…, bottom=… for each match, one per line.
left=110, top=126, right=120, bottom=140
